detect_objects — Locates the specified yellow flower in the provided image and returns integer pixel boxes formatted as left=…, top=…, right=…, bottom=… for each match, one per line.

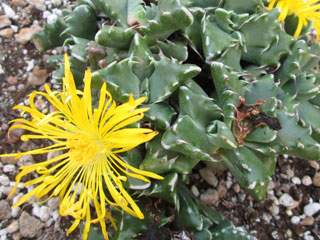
left=268, top=0, right=320, bottom=41
left=1, top=54, right=163, bottom=240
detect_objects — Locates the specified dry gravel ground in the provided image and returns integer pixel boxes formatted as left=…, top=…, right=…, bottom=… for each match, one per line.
left=0, top=1, right=319, bottom=240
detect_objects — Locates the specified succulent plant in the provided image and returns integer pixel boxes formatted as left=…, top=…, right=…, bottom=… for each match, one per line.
left=32, top=0, right=320, bottom=238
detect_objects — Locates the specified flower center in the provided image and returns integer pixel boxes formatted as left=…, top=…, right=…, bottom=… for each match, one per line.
left=67, top=133, right=105, bottom=164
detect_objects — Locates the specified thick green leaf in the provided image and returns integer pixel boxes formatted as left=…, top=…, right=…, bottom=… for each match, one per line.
left=33, top=16, right=68, bottom=51
left=141, top=133, right=200, bottom=174
left=139, top=173, right=179, bottom=208
left=145, top=58, right=201, bottom=103
left=143, top=103, right=176, bottom=130
left=64, top=5, right=97, bottom=39
left=220, top=147, right=269, bottom=201
left=95, top=24, right=135, bottom=48
left=91, top=59, right=141, bottom=102
left=105, top=0, right=146, bottom=26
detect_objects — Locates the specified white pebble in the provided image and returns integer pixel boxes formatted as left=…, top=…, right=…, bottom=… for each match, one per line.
left=0, top=229, right=8, bottom=237
left=279, top=193, right=294, bottom=208
left=270, top=205, right=280, bottom=216
left=47, top=14, right=58, bottom=24
left=40, top=206, right=50, bottom=222
left=191, top=185, right=199, bottom=197
left=3, top=164, right=15, bottom=173
left=290, top=216, right=300, bottom=224
left=11, top=207, right=20, bottom=218
left=52, top=0, right=62, bottom=6
left=32, top=205, right=41, bottom=218
left=2, top=3, right=17, bottom=20
left=26, top=59, right=35, bottom=72
left=304, top=202, right=320, bottom=217
left=51, top=210, right=59, bottom=221
left=43, top=10, right=51, bottom=18
left=6, top=221, right=19, bottom=234
left=302, top=176, right=312, bottom=186
left=291, top=177, right=301, bottom=185
left=10, top=25, right=18, bottom=32
left=12, top=193, right=24, bottom=205
left=46, top=218, right=54, bottom=227
left=304, top=236, right=314, bottom=240
left=0, top=175, right=10, bottom=186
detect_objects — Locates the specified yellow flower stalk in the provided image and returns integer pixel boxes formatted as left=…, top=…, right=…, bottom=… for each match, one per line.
left=1, top=54, right=163, bottom=240
left=268, top=0, right=320, bottom=41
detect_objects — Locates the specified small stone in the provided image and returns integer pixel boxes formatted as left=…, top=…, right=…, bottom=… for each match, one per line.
left=47, top=13, right=58, bottom=24
left=26, top=0, right=46, bottom=10
left=286, top=209, right=293, bottom=216
left=301, top=216, right=314, bottom=226
left=47, top=150, right=63, bottom=160
left=7, top=221, right=19, bottom=234
left=313, top=172, right=320, bottom=187
left=32, top=205, right=41, bottom=218
left=0, top=175, right=10, bottom=186
left=2, top=186, right=14, bottom=196
left=2, top=3, right=17, bottom=19
left=35, top=98, right=46, bottom=110
left=12, top=232, right=21, bottom=240
left=7, top=85, right=17, bottom=92
left=52, top=0, right=62, bottom=6
left=17, top=84, right=25, bottom=90
left=217, top=180, right=227, bottom=198
left=225, top=178, right=233, bottom=189
left=262, top=213, right=272, bottom=223
left=290, top=216, right=300, bottom=224
left=302, top=176, right=312, bottom=186
left=267, top=181, right=275, bottom=190
left=15, top=24, right=42, bottom=44
left=3, top=164, right=16, bottom=173
left=47, top=198, right=59, bottom=212
left=26, top=59, right=35, bottom=72
left=11, top=25, right=18, bottom=32
left=12, top=193, right=24, bottom=205
left=12, top=0, right=27, bottom=7
left=304, top=236, right=314, bottom=240
left=0, top=229, right=8, bottom=238
left=191, top=185, right=199, bottom=197
left=19, top=211, right=44, bottom=238
left=269, top=205, right=280, bottom=216
left=0, top=15, right=12, bottom=28
left=1, top=123, right=8, bottom=131
left=199, top=168, right=218, bottom=187
left=7, top=122, right=25, bottom=143
left=11, top=207, right=20, bottom=218
left=0, top=28, right=14, bottom=38
left=27, top=66, right=48, bottom=86
left=39, top=206, right=50, bottom=222
left=286, top=169, right=294, bottom=178
left=17, top=154, right=34, bottom=167
left=7, top=76, right=18, bottom=85
left=51, top=210, right=59, bottom=221
left=309, top=161, right=319, bottom=170
left=1, top=156, right=16, bottom=164
left=286, top=229, right=293, bottom=238
left=0, top=200, right=11, bottom=220
left=291, top=177, right=301, bottom=185
left=233, top=183, right=240, bottom=193
left=200, top=189, right=219, bottom=205
left=46, top=218, right=54, bottom=227
left=304, top=202, right=320, bottom=217
left=279, top=193, right=295, bottom=208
